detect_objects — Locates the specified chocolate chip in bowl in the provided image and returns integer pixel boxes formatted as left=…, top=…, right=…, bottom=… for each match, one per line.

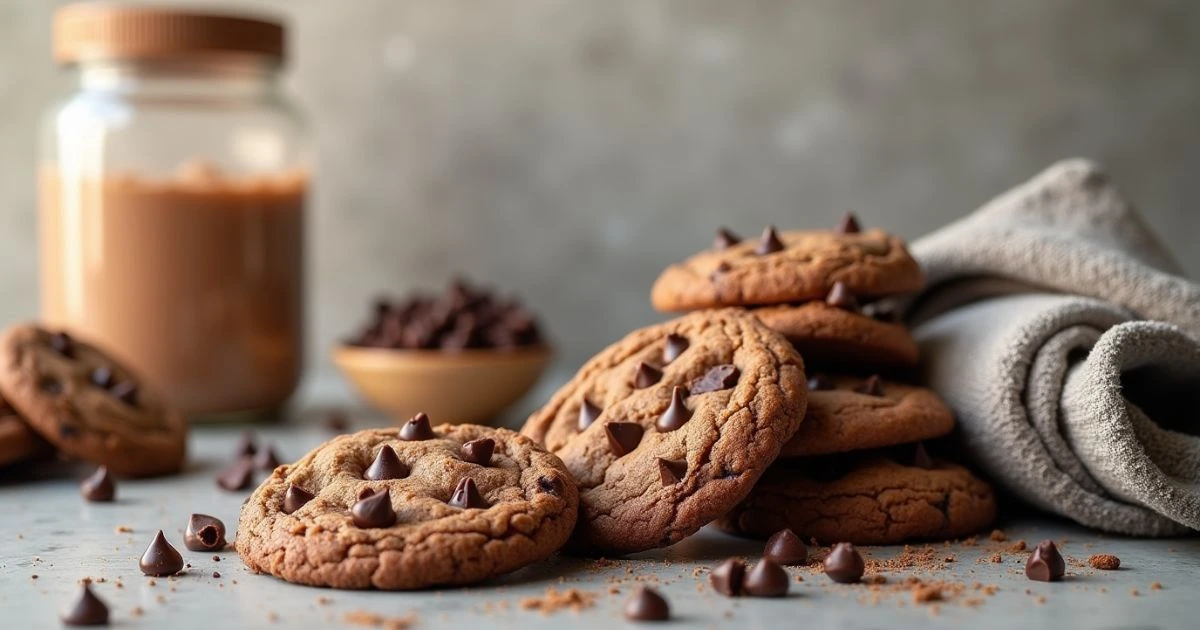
left=333, top=278, right=552, bottom=425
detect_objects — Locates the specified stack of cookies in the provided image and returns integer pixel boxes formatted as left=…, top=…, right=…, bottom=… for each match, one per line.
left=646, top=215, right=996, bottom=545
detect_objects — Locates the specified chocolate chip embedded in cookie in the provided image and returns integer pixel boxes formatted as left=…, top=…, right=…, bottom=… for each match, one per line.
left=650, top=226, right=923, bottom=312
left=0, top=325, right=187, bottom=477
left=716, top=455, right=996, bottom=545
left=521, top=309, right=806, bottom=554
left=778, top=375, right=954, bottom=458
left=236, top=424, right=578, bottom=590
left=752, top=301, right=920, bottom=370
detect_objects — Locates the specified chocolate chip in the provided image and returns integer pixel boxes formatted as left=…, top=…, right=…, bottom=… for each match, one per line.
left=764, top=528, right=807, bottom=566
left=824, top=542, right=865, bottom=583
left=215, top=457, right=254, bottom=492
left=253, top=444, right=281, bottom=471
left=633, top=362, right=663, bottom=389
left=448, top=477, right=489, bottom=509
left=825, top=281, right=859, bottom=312
left=605, top=422, right=644, bottom=456
left=578, top=398, right=602, bottom=430
left=49, top=331, right=75, bottom=358
left=657, top=458, right=687, bottom=486
left=212, top=571, right=220, bottom=578
left=61, top=582, right=108, bottom=626
left=690, top=364, right=740, bottom=394
left=460, top=438, right=495, bottom=466
left=399, top=412, right=436, bottom=440
left=909, top=443, right=935, bottom=470
left=1025, top=540, right=1066, bottom=582
left=710, top=261, right=732, bottom=282
left=656, top=386, right=692, bottom=432
left=662, top=333, right=689, bottom=364
left=713, top=227, right=741, bottom=250
left=624, top=587, right=670, bottom=621
left=357, top=487, right=379, bottom=501
left=709, top=558, right=745, bottom=596
left=184, top=514, right=227, bottom=552
left=537, top=475, right=562, bottom=495
left=854, top=375, right=884, bottom=397
left=837, top=212, right=861, bottom=234
left=364, top=445, right=409, bottom=480
left=39, top=376, right=63, bottom=395
left=806, top=374, right=836, bottom=391
left=351, top=488, right=396, bottom=528
left=139, top=530, right=184, bottom=576
left=282, top=485, right=314, bottom=514
left=109, top=381, right=138, bottom=406
left=80, top=466, right=115, bottom=503
left=743, top=558, right=789, bottom=597
left=236, top=430, right=258, bottom=457
left=89, top=366, right=114, bottom=389
left=755, top=225, right=785, bottom=255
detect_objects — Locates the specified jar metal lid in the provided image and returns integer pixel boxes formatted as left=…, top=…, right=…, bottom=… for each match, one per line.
left=53, top=4, right=285, bottom=65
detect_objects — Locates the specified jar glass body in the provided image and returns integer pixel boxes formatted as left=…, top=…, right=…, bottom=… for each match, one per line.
left=39, top=58, right=309, bottom=417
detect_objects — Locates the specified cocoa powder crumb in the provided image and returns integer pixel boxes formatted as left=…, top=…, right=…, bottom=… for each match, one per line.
left=1131, top=589, right=1140, bottom=597
left=519, top=588, right=596, bottom=615
left=131, top=607, right=144, bottom=617
left=1087, top=554, right=1120, bottom=570
left=115, top=525, right=133, bottom=534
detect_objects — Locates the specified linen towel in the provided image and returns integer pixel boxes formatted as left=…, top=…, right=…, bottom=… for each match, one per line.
left=908, top=159, right=1200, bottom=536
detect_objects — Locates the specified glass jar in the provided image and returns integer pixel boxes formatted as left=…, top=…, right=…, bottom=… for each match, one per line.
left=40, top=6, right=309, bottom=419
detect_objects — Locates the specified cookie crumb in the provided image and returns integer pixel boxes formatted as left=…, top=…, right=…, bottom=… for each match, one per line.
left=1008, top=540, right=1027, bottom=552
left=988, top=530, right=1007, bottom=542
left=519, top=588, right=596, bottom=614
left=988, top=553, right=1002, bottom=563
left=1131, top=589, right=1140, bottom=597
left=344, top=611, right=417, bottom=629
left=1087, top=554, right=1120, bottom=570
left=115, top=525, right=133, bottom=534
left=913, top=585, right=943, bottom=603
left=1150, top=582, right=1163, bottom=591
left=317, top=596, right=333, bottom=605
left=131, top=607, right=144, bottom=617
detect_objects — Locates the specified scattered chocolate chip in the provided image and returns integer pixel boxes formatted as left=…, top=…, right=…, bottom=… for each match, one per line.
left=624, top=587, right=670, bottom=621
left=578, top=398, right=602, bottom=430
left=825, top=281, right=860, bottom=312
left=109, top=381, right=138, bottom=406
left=634, top=362, right=663, bottom=389
left=351, top=488, right=396, bottom=528
left=139, top=530, right=184, bottom=576
left=657, top=458, right=687, bottom=486
left=764, top=529, right=807, bottom=566
left=743, top=558, right=789, bottom=597
left=806, top=374, right=836, bottom=391
left=837, top=212, right=861, bottom=234
left=910, top=443, right=935, bottom=470
left=655, top=386, right=692, bottom=432
left=399, top=412, right=436, bottom=440
left=824, top=542, right=865, bottom=583
left=713, top=227, right=741, bottom=250
left=325, top=410, right=350, bottom=432
left=49, top=331, right=75, bottom=358
left=283, top=485, right=315, bottom=514
left=236, top=430, right=258, bottom=457
left=605, top=422, right=644, bottom=456
left=61, top=581, right=108, bottom=626
left=184, top=514, right=227, bottom=552
left=663, top=333, right=689, bottom=364
left=1025, top=540, right=1066, bottom=582
left=364, top=445, right=409, bottom=480
left=448, top=477, right=489, bottom=509
left=854, top=375, right=884, bottom=397
left=89, top=366, right=114, bottom=389
left=460, top=438, right=495, bottom=466
left=40, top=377, right=64, bottom=395
left=215, top=457, right=254, bottom=492
left=710, top=558, right=746, bottom=596
left=212, top=572, right=220, bottom=578
left=690, top=364, right=740, bottom=394
left=755, top=225, right=785, bottom=255
left=253, top=444, right=281, bottom=471
left=80, top=466, right=115, bottom=503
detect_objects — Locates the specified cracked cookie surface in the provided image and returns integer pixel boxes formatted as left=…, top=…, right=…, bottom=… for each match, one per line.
left=780, top=375, right=954, bottom=458
left=753, top=302, right=920, bottom=370
left=717, top=456, right=996, bottom=545
left=0, top=324, right=186, bottom=477
left=651, top=229, right=923, bottom=312
left=521, top=309, right=806, bottom=554
left=237, top=424, right=578, bottom=589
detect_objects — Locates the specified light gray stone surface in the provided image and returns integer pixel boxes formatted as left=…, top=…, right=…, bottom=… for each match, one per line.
left=1, top=412, right=1197, bottom=629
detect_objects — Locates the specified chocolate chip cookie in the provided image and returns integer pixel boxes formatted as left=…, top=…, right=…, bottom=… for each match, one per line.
left=237, top=423, right=578, bottom=589
left=650, top=227, right=923, bottom=312
left=521, top=308, right=806, bottom=554
left=779, top=375, right=954, bottom=458
left=0, top=325, right=187, bottom=477
left=753, top=301, right=919, bottom=369
left=0, top=401, right=50, bottom=467
left=716, top=453, right=996, bottom=545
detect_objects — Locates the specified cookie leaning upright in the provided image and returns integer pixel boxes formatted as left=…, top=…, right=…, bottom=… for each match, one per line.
left=0, top=325, right=187, bottom=477
left=521, top=308, right=806, bottom=554
left=237, top=423, right=578, bottom=590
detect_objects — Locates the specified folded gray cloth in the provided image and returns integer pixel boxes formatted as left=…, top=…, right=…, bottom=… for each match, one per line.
left=908, top=159, right=1200, bottom=536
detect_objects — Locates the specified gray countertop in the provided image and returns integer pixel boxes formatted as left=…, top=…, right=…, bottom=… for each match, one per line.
left=2, top=409, right=1197, bottom=630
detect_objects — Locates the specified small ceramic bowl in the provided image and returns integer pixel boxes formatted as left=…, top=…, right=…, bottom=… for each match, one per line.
left=332, top=344, right=553, bottom=426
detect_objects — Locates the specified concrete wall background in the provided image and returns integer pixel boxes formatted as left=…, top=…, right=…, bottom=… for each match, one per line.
left=1, top=0, right=1198, bottom=400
